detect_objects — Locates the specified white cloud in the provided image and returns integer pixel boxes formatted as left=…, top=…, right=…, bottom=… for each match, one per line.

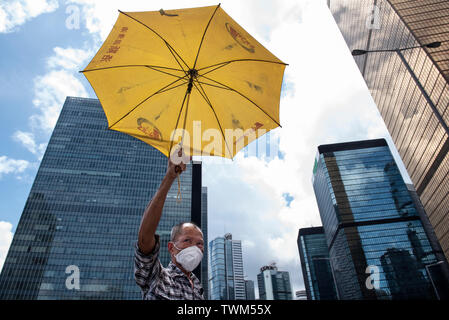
left=31, top=69, right=88, bottom=133
left=0, top=221, right=13, bottom=273
left=12, top=131, right=47, bottom=159
left=47, top=47, right=93, bottom=71
left=0, top=156, right=30, bottom=179
left=16, top=46, right=91, bottom=158
left=0, top=0, right=58, bottom=33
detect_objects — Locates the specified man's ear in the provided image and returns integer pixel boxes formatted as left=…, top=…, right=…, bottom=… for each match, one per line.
left=167, top=242, right=174, bottom=254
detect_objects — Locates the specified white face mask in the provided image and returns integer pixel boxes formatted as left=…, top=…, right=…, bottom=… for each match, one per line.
left=173, top=244, right=203, bottom=272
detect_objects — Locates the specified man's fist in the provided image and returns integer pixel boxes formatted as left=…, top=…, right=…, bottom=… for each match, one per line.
left=167, top=147, right=191, bottom=179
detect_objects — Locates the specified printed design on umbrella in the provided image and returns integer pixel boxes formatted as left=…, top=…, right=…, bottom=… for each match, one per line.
left=225, top=23, right=255, bottom=53
left=137, top=117, right=163, bottom=141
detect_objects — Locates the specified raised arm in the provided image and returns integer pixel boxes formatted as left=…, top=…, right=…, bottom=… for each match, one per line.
left=137, top=150, right=188, bottom=255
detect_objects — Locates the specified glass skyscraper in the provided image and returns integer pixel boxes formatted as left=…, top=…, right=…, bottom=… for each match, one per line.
left=201, top=186, right=209, bottom=299
left=329, top=0, right=449, bottom=262
left=0, top=96, right=207, bottom=300
left=208, top=233, right=245, bottom=300
left=312, top=138, right=444, bottom=299
left=245, top=279, right=255, bottom=300
left=257, top=264, right=292, bottom=300
left=297, top=227, right=338, bottom=300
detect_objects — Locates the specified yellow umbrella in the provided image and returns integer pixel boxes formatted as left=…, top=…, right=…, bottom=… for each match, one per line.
left=81, top=4, right=287, bottom=160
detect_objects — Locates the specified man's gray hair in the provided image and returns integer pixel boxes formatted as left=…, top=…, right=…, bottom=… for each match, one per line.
left=170, top=221, right=203, bottom=242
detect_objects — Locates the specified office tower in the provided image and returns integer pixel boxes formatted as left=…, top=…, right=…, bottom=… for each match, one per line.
left=296, top=290, right=307, bottom=300
left=201, top=186, right=208, bottom=299
left=245, top=280, right=255, bottom=300
left=257, top=263, right=293, bottom=300
left=312, top=138, right=446, bottom=299
left=0, top=96, right=206, bottom=300
left=297, top=227, right=338, bottom=300
left=406, top=183, right=449, bottom=299
left=329, top=0, right=449, bottom=261
left=208, top=233, right=245, bottom=300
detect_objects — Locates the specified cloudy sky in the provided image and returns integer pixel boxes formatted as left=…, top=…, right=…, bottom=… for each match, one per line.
left=0, top=0, right=412, bottom=298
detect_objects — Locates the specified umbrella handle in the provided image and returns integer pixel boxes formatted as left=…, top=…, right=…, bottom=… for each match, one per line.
left=175, top=165, right=181, bottom=174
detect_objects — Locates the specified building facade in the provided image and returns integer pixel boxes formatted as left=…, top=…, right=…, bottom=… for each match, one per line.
left=298, top=227, right=338, bottom=300
left=201, top=186, right=209, bottom=299
left=245, top=280, right=255, bottom=300
left=329, top=0, right=449, bottom=261
left=0, top=96, right=207, bottom=300
left=208, top=233, right=245, bottom=300
left=257, top=264, right=293, bottom=300
left=312, top=138, right=444, bottom=299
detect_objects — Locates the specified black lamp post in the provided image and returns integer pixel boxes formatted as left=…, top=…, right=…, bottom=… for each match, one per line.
left=351, top=41, right=441, bottom=56
left=351, top=41, right=449, bottom=136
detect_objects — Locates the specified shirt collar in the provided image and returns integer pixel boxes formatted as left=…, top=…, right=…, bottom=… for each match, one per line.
left=167, top=261, right=201, bottom=283
left=168, top=261, right=190, bottom=278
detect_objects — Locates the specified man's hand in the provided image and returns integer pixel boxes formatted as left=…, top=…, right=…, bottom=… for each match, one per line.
left=166, top=147, right=191, bottom=180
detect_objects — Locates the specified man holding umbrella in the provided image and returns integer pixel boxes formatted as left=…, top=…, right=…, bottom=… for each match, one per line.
left=81, top=3, right=286, bottom=300
left=134, top=149, right=205, bottom=300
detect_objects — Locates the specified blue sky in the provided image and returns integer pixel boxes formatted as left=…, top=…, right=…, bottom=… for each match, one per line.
left=0, top=0, right=413, bottom=296
left=0, top=3, right=91, bottom=229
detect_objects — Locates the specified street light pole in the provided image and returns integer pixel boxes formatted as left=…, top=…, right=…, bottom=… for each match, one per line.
left=351, top=42, right=449, bottom=136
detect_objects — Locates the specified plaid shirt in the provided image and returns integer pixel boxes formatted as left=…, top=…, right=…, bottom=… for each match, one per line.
left=134, top=234, right=205, bottom=300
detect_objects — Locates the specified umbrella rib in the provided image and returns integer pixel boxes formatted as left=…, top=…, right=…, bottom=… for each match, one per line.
left=145, top=65, right=187, bottom=79
left=197, top=59, right=288, bottom=72
left=199, top=62, right=231, bottom=77
left=83, top=64, right=186, bottom=80
left=192, top=4, right=221, bottom=70
left=197, top=74, right=282, bottom=128
left=119, top=10, right=190, bottom=71
left=165, top=42, right=188, bottom=74
left=192, top=80, right=234, bottom=158
left=169, top=87, right=191, bottom=156
left=108, top=75, right=188, bottom=129
left=196, top=80, right=231, bottom=91
left=158, top=80, right=190, bottom=94
left=81, top=64, right=184, bottom=73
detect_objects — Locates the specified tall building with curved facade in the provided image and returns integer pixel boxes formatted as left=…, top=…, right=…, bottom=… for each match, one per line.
left=329, top=0, right=449, bottom=261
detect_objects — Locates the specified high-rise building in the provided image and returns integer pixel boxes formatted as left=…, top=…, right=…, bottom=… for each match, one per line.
left=328, top=0, right=449, bottom=262
left=297, top=227, right=338, bottom=300
left=257, top=263, right=293, bottom=300
left=209, top=233, right=245, bottom=300
left=312, top=138, right=445, bottom=299
left=245, top=280, right=255, bottom=300
left=201, top=186, right=209, bottom=299
left=0, top=96, right=207, bottom=300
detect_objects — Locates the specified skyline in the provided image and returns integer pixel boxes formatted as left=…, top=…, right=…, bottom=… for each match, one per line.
left=0, top=0, right=412, bottom=297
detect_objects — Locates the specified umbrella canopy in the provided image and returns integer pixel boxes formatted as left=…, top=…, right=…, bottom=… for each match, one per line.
left=81, top=4, right=287, bottom=159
